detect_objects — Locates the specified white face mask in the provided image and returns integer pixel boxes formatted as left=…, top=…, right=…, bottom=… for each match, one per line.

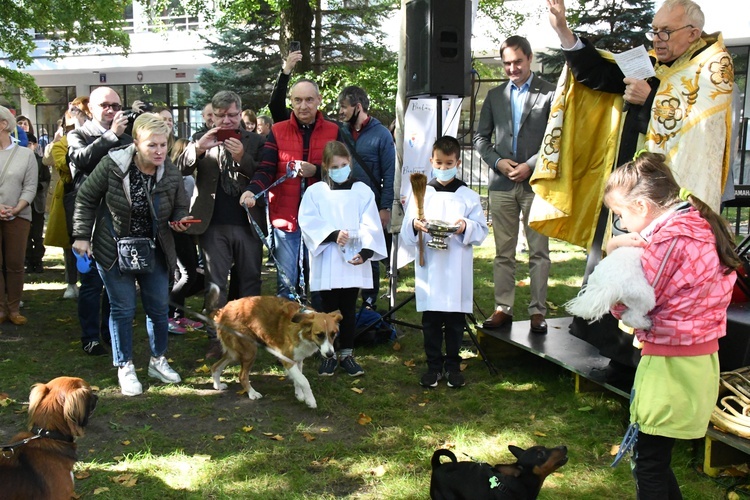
left=434, top=167, right=457, bottom=182
left=329, top=164, right=351, bottom=184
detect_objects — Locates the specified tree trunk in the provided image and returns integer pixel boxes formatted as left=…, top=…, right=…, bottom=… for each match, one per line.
left=279, top=0, right=314, bottom=72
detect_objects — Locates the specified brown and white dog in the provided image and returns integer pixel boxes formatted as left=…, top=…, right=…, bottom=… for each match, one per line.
left=207, top=285, right=342, bottom=408
left=0, top=376, right=98, bottom=500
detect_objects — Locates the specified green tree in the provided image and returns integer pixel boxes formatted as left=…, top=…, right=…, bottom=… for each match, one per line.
left=536, top=0, right=655, bottom=82
left=193, top=0, right=398, bottom=117
left=2, top=1, right=131, bottom=104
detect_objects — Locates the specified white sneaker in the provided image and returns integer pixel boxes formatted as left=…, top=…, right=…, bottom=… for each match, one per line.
left=148, top=356, right=181, bottom=384
left=118, top=362, right=143, bottom=396
left=63, top=284, right=79, bottom=299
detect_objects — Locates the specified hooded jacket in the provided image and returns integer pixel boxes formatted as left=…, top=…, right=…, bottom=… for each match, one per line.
left=617, top=208, right=736, bottom=357
left=72, top=144, right=189, bottom=271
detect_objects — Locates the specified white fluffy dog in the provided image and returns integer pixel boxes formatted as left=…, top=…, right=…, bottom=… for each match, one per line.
left=565, top=246, right=655, bottom=330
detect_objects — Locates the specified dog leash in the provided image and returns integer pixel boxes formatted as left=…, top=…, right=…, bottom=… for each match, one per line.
left=0, top=426, right=73, bottom=457
left=611, top=422, right=639, bottom=467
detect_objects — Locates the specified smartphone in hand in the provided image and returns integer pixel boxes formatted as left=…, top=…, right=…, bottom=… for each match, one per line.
left=216, top=129, right=241, bottom=142
left=290, top=40, right=301, bottom=52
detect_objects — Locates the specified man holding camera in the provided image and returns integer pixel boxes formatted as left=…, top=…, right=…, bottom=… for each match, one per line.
left=68, top=86, right=133, bottom=357
left=175, top=90, right=265, bottom=358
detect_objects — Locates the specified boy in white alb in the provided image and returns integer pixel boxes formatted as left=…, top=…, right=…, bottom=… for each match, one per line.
left=401, top=136, right=488, bottom=388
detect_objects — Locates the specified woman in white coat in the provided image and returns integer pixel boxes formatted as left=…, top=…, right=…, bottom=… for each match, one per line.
left=299, top=141, right=387, bottom=377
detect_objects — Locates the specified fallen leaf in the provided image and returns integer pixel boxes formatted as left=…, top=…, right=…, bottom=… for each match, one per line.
left=172, top=414, right=181, bottom=418
left=357, top=413, right=372, bottom=425
left=371, top=465, right=386, bottom=477
left=113, top=456, right=123, bottom=461
left=350, top=387, right=364, bottom=394
left=578, top=406, right=593, bottom=412
left=242, top=426, right=254, bottom=432
left=534, top=431, right=547, bottom=437
left=728, top=493, right=740, bottom=500
left=112, top=474, right=137, bottom=487
left=459, top=362, right=467, bottom=372
left=302, top=432, right=316, bottom=442
left=392, top=341, right=402, bottom=351
left=71, top=492, right=81, bottom=499
left=418, top=403, right=426, bottom=407
left=403, top=359, right=416, bottom=368
left=236, top=389, right=247, bottom=395
left=320, top=427, right=330, bottom=432
left=530, top=414, right=536, bottom=421
left=93, top=487, right=110, bottom=495
left=120, top=440, right=131, bottom=446
left=263, top=432, right=274, bottom=436
left=74, top=470, right=91, bottom=480
left=610, top=444, right=620, bottom=456
left=546, top=301, right=559, bottom=311
left=270, top=434, right=284, bottom=441
left=213, top=435, right=225, bottom=441
left=217, top=417, right=228, bottom=422
left=150, top=414, right=157, bottom=417
left=423, top=425, right=432, bottom=430
left=194, top=365, right=210, bottom=374
left=90, top=385, right=100, bottom=392
left=278, top=376, right=286, bottom=381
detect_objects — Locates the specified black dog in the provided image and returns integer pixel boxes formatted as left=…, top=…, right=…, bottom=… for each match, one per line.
left=430, top=445, right=569, bottom=499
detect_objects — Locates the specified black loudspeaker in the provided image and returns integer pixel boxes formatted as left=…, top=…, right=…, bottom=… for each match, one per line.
left=406, top=0, right=471, bottom=98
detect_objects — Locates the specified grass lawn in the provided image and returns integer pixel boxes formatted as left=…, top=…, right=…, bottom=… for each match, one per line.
left=0, top=233, right=739, bottom=499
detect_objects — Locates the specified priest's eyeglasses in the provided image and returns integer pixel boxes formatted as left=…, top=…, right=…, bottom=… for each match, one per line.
left=645, top=25, right=694, bottom=42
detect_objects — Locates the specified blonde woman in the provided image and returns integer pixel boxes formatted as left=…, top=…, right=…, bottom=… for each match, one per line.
left=0, top=106, right=38, bottom=324
left=72, top=113, right=192, bottom=396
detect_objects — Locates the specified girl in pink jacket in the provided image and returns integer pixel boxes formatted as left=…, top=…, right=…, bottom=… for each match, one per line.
left=604, top=152, right=740, bottom=499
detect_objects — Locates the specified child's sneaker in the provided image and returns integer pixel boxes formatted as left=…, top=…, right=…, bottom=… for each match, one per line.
left=148, top=356, right=182, bottom=383
left=445, top=371, right=465, bottom=388
left=420, top=371, right=442, bottom=388
left=176, top=317, right=204, bottom=330
left=63, top=284, right=79, bottom=299
left=118, top=361, right=143, bottom=396
left=318, top=356, right=338, bottom=376
left=168, top=319, right=187, bottom=335
left=339, top=356, right=364, bottom=377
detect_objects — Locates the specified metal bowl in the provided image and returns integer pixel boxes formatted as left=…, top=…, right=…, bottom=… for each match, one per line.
left=424, top=219, right=459, bottom=249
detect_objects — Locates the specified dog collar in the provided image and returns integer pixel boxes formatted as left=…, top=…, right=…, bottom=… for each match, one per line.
left=31, top=426, right=75, bottom=443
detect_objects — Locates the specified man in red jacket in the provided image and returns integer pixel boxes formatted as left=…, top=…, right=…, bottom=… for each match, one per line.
left=240, top=79, right=341, bottom=301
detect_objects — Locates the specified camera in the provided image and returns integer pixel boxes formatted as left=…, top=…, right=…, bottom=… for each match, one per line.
left=123, top=101, right=154, bottom=121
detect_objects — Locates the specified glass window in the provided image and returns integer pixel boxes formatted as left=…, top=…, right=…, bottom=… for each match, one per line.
left=125, top=84, right=168, bottom=108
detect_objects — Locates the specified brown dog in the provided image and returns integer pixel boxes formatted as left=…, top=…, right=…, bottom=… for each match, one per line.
left=0, top=376, right=98, bottom=500
left=207, top=285, right=342, bottom=408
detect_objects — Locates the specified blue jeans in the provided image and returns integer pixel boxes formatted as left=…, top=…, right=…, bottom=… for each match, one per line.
left=78, top=265, right=110, bottom=344
left=273, top=227, right=303, bottom=299
left=98, top=253, right=170, bottom=367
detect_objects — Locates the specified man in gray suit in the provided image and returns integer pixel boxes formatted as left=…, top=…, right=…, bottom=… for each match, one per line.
left=474, top=35, right=555, bottom=333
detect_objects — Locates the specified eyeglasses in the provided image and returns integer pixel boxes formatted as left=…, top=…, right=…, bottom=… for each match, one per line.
left=214, top=111, right=240, bottom=119
left=96, top=102, right=122, bottom=111
left=645, top=25, right=693, bottom=42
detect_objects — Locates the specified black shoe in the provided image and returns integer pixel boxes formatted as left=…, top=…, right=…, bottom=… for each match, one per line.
left=83, top=340, right=107, bottom=356
left=339, top=356, right=364, bottom=376
left=318, top=356, right=338, bottom=376
left=445, top=371, right=465, bottom=388
left=420, top=371, right=442, bottom=388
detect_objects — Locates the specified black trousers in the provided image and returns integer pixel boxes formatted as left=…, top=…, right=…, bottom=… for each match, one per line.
left=320, top=287, right=358, bottom=351
left=633, top=431, right=682, bottom=499
left=422, top=311, right=464, bottom=373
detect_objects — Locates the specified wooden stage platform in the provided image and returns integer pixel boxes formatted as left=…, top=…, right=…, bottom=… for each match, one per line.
left=474, top=303, right=750, bottom=477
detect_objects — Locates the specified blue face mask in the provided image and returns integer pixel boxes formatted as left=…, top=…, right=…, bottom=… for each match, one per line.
left=329, top=164, right=351, bottom=184
left=434, top=167, right=457, bottom=183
